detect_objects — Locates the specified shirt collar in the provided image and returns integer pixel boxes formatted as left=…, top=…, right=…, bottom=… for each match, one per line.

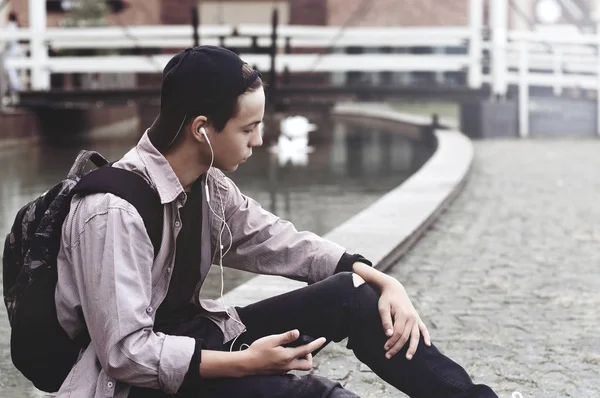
left=135, top=130, right=185, bottom=204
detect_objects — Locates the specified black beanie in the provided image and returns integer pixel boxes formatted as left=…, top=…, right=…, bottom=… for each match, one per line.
left=148, top=46, right=261, bottom=151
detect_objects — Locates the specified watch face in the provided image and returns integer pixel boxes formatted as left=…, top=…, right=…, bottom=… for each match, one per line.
left=535, top=0, right=563, bottom=24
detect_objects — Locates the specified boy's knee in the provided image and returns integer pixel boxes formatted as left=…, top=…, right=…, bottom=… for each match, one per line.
left=352, top=273, right=365, bottom=287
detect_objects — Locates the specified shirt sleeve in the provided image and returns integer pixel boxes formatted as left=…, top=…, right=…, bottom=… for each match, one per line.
left=178, top=338, right=204, bottom=393
left=334, top=252, right=373, bottom=274
left=217, top=174, right=346, bottom=284
left=61, top=197, right=196, bottom=394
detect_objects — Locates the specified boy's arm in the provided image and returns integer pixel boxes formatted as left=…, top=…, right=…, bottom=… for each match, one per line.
left=216, top=174, right=346, bottom=284
left=200, top=330, right=326, bottom=378
left=59, top=197, right=195, bottom=394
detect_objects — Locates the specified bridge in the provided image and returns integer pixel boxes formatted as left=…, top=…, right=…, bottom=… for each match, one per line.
left=3, top=0, right=600, bottom=137
left=3, top=21, right=490, bottom=106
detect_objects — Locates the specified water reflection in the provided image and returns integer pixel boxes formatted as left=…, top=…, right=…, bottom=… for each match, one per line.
left=0, top=114, right=432, bottom=397
left=231, top=119, right=430, bottom=233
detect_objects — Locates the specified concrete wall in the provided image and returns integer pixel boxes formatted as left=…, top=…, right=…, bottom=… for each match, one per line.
left=0, top=104, right=140, bottom=148
left=200, top=1, right=290, bottom=25
left=0, top=109, right=41, bottom=148
left=161, top=0, right=325, bottom=25
left=159, top=0, right=197, bottom=25
left=290, top=0, right=327, bottom=25
left=328, top=0, right=468, bottom=26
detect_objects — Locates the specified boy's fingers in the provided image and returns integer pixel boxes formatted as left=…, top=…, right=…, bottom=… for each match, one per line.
left=384, top=320, right=405, bottom=351
left=419, top=319, right=432, bottom=346
left=292, top=337, right=326, bottom=358
left=276, top=329, right=300, bottom=346
left=289, top=356, right=313, bottom=371
left=406, top=322, right=420, bottom=360
left=386, top=320, right=410, bottom=359
left=378, top=303, right=394, bottom=337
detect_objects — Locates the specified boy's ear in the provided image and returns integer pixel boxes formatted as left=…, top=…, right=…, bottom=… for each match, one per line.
left=190, top=116, right=208, bottom=141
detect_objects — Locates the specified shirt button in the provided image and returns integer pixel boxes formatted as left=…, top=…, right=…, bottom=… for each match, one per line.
left=166, top=267, right=172, bottom=273
left=146, top=306, right=153, bottom=314
left=175, top=221, right=181, bottom=228
left=107, top=381, right=114, bottom=388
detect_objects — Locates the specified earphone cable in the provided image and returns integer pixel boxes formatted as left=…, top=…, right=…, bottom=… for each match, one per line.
left=202, top=127, right=244, bottom=330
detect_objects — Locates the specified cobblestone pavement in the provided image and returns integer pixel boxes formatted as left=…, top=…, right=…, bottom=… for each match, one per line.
left=310, top=139, right=600, bottom=398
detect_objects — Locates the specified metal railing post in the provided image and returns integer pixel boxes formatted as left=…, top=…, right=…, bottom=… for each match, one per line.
left=596, top=22, right=600, bottom=137
left=553, top=49, right=563, bottom=96
left=192, top=6, right=200, bottom=47
left=518, top=40, right=529, bottom=138
left=29, top=0, right=50, bottom=90
left=268, top=8, right=278, bottom=105
left=0, top=51, right=7, bottom=108
left=468, top=0, right=483, bottom=89
left=491, top=0, right=508, bottom=98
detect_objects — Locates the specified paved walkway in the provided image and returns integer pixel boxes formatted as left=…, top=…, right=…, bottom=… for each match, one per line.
left=310, top=139, right=600, bottom=398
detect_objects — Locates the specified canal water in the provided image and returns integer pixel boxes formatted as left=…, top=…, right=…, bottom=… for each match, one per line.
left=0, top=114, right=433, bottom=396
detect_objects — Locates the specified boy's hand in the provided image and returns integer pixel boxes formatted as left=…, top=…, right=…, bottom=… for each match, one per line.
left=379, top=280, right=431, bottom=360
left=245, top=330, right=326, bottom=375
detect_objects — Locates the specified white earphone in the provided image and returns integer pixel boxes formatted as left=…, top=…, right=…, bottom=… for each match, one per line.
left=199, top=126, right=209, bottom=142
left=198, top=125, right=243, bottom=337
left=199, top=127, right=212, bottom=202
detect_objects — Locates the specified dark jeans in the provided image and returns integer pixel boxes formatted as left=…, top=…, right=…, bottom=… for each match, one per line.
left=131, top=272, right=498, bottom=397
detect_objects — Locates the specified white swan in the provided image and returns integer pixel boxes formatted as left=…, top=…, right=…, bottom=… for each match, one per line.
left=269, top=116, right=316, bottom=167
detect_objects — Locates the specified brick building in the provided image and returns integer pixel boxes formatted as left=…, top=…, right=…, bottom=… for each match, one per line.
left=4, top=0, right=468, bottom=28
left=5, top=1, right=600, bottom=32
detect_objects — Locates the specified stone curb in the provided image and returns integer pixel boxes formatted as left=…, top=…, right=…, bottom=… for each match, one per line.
left=223, top=104, right=473, bottom=306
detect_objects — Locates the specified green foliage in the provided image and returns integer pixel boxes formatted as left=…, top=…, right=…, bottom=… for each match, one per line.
left=61, top=0, right=109, bottom=27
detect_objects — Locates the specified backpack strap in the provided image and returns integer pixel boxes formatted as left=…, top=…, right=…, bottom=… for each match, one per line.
left=68, top=151, right=109, bottom=179
left=72, top=167, right=163, bottom=257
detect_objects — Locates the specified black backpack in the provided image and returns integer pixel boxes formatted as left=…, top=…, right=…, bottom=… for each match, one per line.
left=2, top=150, right=164, bottom=393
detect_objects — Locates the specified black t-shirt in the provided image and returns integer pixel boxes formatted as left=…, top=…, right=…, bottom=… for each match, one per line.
left=131, top=179, right=206, bottom=397
left=155, top=178, right=203, bottom=327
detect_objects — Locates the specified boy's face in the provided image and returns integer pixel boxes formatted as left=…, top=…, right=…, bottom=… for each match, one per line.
left=209, top=87, right=265, bottom=172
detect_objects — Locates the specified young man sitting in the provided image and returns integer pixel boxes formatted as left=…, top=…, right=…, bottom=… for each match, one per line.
left=55, top=46, right=498, bottom=398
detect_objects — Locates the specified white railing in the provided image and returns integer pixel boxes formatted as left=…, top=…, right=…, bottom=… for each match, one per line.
left=3, top=53, right=472, bottom=74
left=0, top=25, right=473, bottom=49
left=0, top=24, right=476, bottom=83
left=2, top=23, right=600, bottom=87
left=5, top=25, right=599, bottom=75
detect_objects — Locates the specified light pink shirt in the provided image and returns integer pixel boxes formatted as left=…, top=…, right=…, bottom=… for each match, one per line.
left=54, top=132, right=345, bottom=397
